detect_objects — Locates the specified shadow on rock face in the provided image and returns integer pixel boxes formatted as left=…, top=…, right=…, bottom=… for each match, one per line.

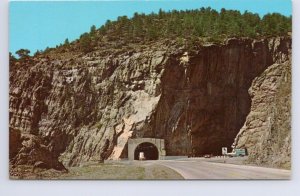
left=32, top=161, right=68, bottom=173
left=10, top=132, right=69, bottom=173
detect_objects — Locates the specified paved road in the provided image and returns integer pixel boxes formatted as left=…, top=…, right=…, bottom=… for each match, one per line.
left=155, top=159, right=291, bottom=179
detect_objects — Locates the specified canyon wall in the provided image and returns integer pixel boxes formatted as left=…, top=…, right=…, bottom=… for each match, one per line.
left=9, top=37, right=291, bottom=168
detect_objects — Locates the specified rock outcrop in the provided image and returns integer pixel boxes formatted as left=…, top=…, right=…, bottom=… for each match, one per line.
left=9, top=36, right=291, bottom=168
left=233, top=60, right=291, bottom=169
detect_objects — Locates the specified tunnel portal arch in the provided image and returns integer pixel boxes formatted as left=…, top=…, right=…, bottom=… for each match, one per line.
left=128, top=138, right=166, bottom=161
left=134, top=142, right=159, bottom=160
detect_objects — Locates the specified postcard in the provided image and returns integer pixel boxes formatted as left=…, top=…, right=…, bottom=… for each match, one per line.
left=9, top=0, right=292, bottom=180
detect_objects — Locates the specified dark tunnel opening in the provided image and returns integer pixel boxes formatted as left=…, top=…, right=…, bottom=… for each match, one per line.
left=134, top=142, right=159, bottom=160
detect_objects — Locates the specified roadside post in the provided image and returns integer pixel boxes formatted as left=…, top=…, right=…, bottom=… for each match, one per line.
left=222, top=147, right=227, bottom=162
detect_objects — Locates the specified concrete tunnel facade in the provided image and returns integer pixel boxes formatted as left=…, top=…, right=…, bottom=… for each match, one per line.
left=128, top=138, right=166, bottom=161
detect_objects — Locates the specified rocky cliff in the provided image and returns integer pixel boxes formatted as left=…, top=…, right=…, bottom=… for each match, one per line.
left=233, top=60, right=291, bottom=169
left=9, top=36, right=291, bottom=169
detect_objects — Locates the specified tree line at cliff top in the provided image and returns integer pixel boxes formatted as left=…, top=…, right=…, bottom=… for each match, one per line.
left=77, top=7, right=291, bottom=53
left=11, top=7, right=292, bottom=59
left=97, top=7, right=291, bottom=40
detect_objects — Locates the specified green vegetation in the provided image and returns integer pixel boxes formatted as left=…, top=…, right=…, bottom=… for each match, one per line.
left=15, top=49, right=30, bottom=59
left=72, top=7, right=290, bottom=53
left=90, top=25, right=97, bottom=36
left=10, top=7, right=292, bottom=57
left=10, top=49, right=32, bottom=69
left=10, top=162, right=184, bottom=180
left=9, top=52, right=17, bottom=65
left=96, top=7, right=291, bottom=42
left=79, top=32, right=93, bottom=53
left=64, top=38, right=70, bottom=46
left=34, top=50, right=42, bottom=56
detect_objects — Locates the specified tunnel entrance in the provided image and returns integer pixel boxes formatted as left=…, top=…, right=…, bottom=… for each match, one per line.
left=128, top=138, right=165, bottom=160
left=134, top=142, right=159, bottom=160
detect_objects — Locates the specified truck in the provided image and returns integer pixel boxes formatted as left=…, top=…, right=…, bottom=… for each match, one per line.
left=226, top=148, right=247, bottom=157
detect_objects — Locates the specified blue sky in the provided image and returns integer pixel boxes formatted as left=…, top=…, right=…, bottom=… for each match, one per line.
left=9, top=0, right=292, bottom=55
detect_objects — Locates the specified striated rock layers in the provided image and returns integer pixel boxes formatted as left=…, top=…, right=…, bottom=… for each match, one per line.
left=9, top=37, right=291, bottom=168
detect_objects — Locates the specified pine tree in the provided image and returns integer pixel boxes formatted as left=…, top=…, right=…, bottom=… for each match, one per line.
left=15, top=49, right=30, bottom=59
left=90, top=25, right=97, bottom=36
left=80, top=33, right=92, bottom=53
left=64, top=38, right=70, bottom=45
